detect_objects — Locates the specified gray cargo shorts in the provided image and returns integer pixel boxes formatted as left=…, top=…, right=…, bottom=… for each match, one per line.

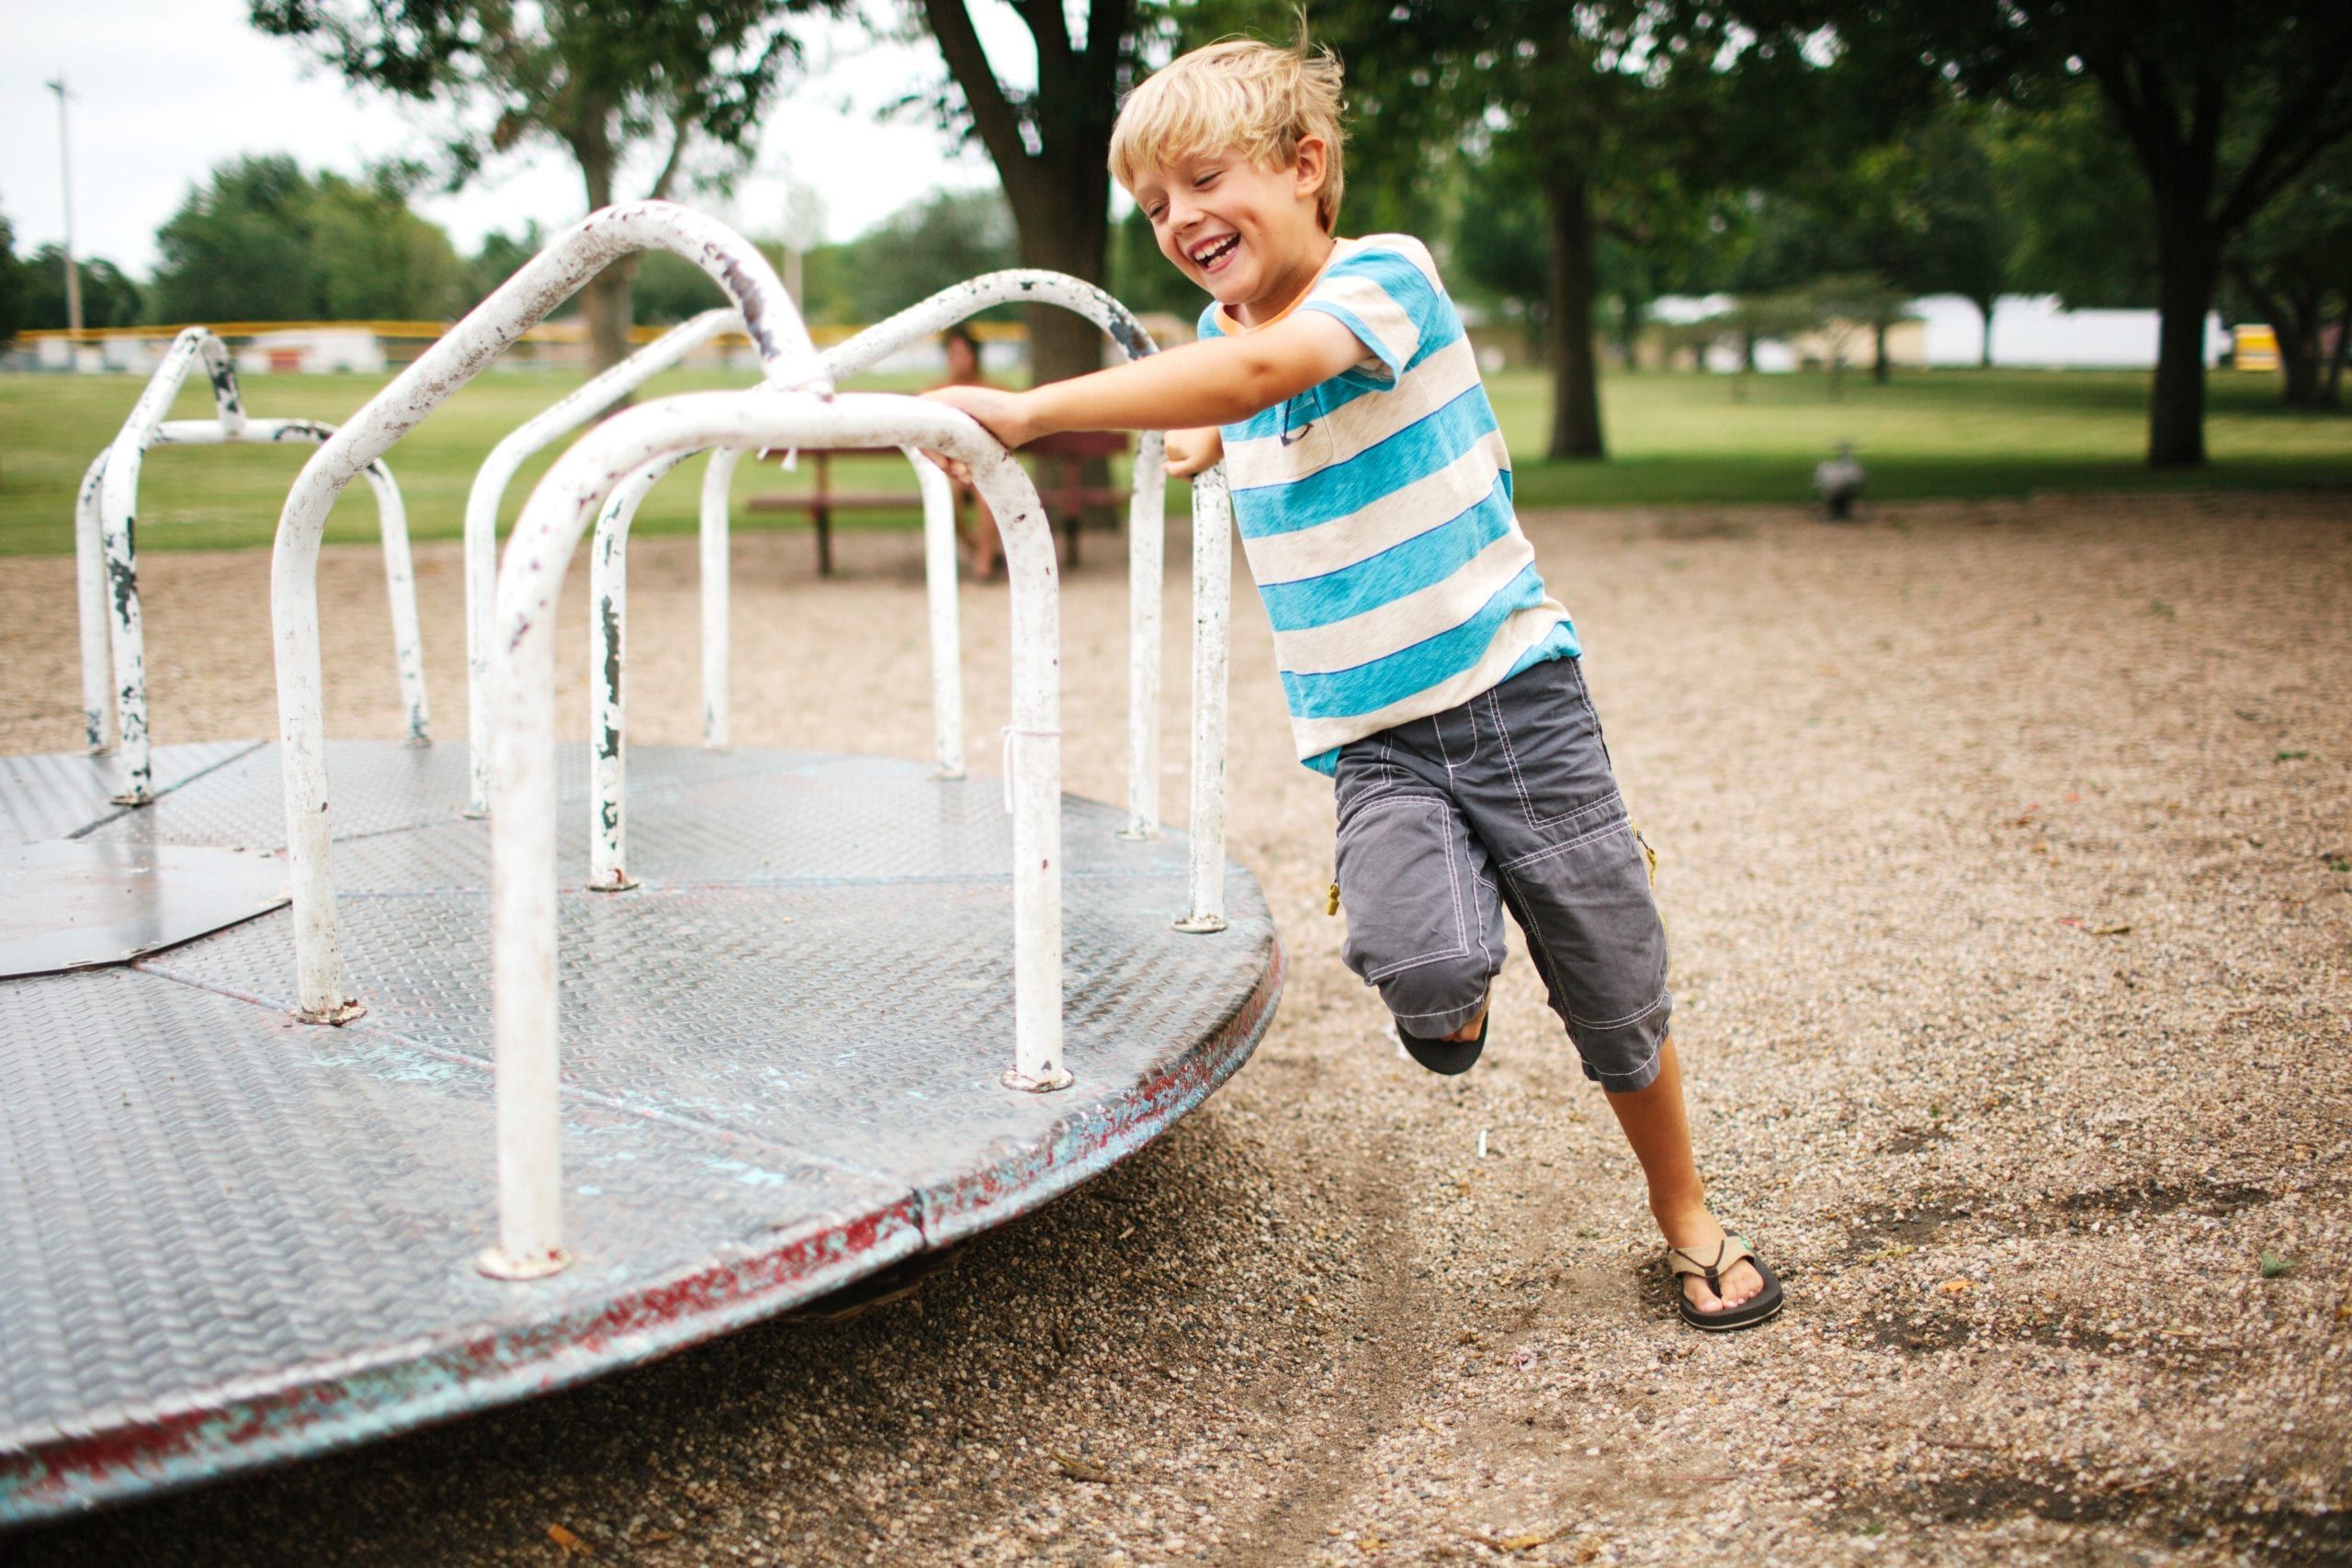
left=1331, top=654, right=1670, bottom=1091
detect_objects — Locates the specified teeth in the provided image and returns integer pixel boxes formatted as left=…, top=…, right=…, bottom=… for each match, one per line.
left=1193, top=235, right=1238, bottom=265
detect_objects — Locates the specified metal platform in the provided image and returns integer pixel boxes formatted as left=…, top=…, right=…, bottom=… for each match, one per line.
left=0, top=740, right=1283, bottom=1523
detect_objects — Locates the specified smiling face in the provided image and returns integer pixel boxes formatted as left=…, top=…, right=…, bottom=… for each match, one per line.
left=1131, top=141, right=1335, bottom=328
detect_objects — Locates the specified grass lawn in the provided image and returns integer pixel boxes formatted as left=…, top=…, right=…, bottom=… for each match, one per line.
left=1, top=363, right=2344, bottom=557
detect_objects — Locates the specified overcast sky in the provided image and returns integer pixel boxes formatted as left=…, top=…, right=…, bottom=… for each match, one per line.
left=0, top=0, right=1044, bottom=275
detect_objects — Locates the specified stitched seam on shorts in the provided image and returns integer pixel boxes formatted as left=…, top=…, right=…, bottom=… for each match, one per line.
left=1583, top=1031, right=1665, bottom=1082
left=1349, top=796, right=1469, bottom=980
left=1498, top=803, right=1628, bottom=872
left=1569, top=987, right=1671, bottom=1033
left=1492, top=685, right=1602, bottom=834
left=1434, top=696, right=1477, bottom=772
left=1391, top=998, right=1487, bottom=1021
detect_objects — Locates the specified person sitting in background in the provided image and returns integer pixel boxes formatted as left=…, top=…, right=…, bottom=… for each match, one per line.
left=931, top=325, right=1001, bottom=581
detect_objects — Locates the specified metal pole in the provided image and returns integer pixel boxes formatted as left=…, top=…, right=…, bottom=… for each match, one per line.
left=46, top=77, right=82, bottom=347
left=699, top=447, right=741, bottom=750
left=1177, top=467, right=1233, bottom=933
left=911, top=446, right=966, bottom=778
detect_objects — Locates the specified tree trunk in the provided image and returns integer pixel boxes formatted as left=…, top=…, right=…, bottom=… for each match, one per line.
left=1871, top=318, right=1891, bottom=385
left=2147, top=204, right=2217, bottom=468
left=2325, top=289, right=2349, bottom=406
left=1972, top=294, right=1996, bottom=367
left=1543, top=167, right=1604, bottom=461
left=570, top=118, right=637, bottom=378
left=1007, top=162, right=1111, bottom=389
left=1004, top=150, right=1114, bottom=529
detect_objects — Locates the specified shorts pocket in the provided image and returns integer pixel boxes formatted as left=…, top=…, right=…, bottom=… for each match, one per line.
left=1487, top=661, right=1621, bottom=840
left=1335, top=794, right=1469, bottom=984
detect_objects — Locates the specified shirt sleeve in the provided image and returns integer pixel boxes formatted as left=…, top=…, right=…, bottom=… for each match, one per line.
left=1297, top=241, right=1444, bottom=383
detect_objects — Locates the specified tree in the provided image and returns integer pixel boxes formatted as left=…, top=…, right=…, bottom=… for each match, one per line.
left=1820, top=0, right=2352, bottom=465
left=0, top=213, right=24, bottom=348
left=842, top=187, right=1017, bottom=325
left=1321, top=0, right=1859, bottom=459
left=912, top=0, right=1143, bottom=390
left=21, top=245, right=142, bottom=330
left=254, top=0, right=844, bottom=370
left=2225, top=139, right=2352, bottom=407
left=150, top=154, right=459, bottom=322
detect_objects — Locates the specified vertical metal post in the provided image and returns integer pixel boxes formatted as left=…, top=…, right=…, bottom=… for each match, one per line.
left=360, top=459, right=430, bottom=746
left=1120, top=432, right=1167, bottom=838
left=911, top=446, right=966, bottom=778
left=589, top=454, right=688, bottom=892
left=462, top=308, right=745, bottom=813
left=73, top=453, right=111, bottom=752
left=1177, top=467, right=1232, bottom=933
left=699, top=446, right=741, bottom=750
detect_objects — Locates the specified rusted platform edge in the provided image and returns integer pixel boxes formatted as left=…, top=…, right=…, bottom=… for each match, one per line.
left=0, top=935, right=1284, bottom=1527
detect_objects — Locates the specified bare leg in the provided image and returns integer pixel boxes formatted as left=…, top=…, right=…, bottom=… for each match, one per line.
left=1600, top=1035, right=1766, bottom=1314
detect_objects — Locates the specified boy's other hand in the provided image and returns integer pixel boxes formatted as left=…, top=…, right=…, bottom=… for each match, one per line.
left=923, top=385, right=1042, bottom=452
left=1163, top=426, right=1223, bottom=478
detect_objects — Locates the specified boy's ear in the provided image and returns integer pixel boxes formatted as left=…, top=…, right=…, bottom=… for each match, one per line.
left=1292, top=136, right=1329, bottom=207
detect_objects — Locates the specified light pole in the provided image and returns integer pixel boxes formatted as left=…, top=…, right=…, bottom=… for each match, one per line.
left=46, top=74, right=84, bottom=354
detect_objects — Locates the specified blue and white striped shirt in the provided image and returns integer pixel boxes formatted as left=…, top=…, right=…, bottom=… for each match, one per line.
left=1200, top=234, right=1577, bottom=773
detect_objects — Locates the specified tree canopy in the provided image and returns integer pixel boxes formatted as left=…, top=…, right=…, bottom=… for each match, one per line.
left=254, top=0, right=844, bottom=368
left=150, top=155, right=461, bottom=322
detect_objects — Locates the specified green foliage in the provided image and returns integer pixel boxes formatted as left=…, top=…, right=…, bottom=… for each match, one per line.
left=1984, top=87, right=2154, bottom=308
left=251, top=0, right=843, bottom=198
left=18, top=244, right=145, bottom=331
left=461, top=224, right=570, bottom=315
left=0, top=214, right=19, bottom=347
left=150, top=154, right=459, bottom=322
left=840, top=188, right=1017, bottom=325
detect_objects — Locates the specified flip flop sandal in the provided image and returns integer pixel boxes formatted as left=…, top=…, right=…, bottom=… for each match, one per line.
left=1667, top=1234, right=1785, bottom=1332
left=1396, top=1010, right=1489, bottom=1076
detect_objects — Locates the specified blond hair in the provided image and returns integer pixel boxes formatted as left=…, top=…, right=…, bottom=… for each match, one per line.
left=1109, top=38, right=1347, bottom=233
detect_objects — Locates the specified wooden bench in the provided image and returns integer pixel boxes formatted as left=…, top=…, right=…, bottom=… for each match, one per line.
left=744, top=434, right=1134, bottom=576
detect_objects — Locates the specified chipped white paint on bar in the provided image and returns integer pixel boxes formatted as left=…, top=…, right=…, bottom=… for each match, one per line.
left=1178, top=467, right=1234, bottom=933
left=587, top=452, right=695, bottom=891
left=270, top=202, right=822, bottom=1044
left=584, top=442, right=959, bottom=865
left=78, top=328, right=426, bottom=799
left=461, top=307, right=746, bottom=815
left=492, top=391, right=1065, bottom=1274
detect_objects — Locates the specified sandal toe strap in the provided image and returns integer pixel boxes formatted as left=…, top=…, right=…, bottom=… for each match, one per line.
left=1666, top=1234, right=1758, bottom=1285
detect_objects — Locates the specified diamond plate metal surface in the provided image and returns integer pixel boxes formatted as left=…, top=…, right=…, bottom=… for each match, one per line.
left=0, top=842, right=288, bottom=977
left=0, top=742, right=1281, bottom=1523
left=0, top=742, right=261, bottom=848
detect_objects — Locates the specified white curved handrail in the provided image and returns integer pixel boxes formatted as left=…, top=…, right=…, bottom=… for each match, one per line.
left=465, top=271, right=1170, bottom=834
left=270, top=200, right=822, bottom=1023
left=79, top=328, right=426, bottom=802
left=583, top=445, right=958, bottom=890
left=461, top=306, right=746, bottom=814
left=831, top=273, right=1170, bottom=842
left=482, top=390, right=1064, bottom=1280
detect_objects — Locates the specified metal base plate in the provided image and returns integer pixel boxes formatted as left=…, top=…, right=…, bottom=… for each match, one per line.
left=0, top=742, right=1282, bottom=1523
left=0, top=841, right=288, bottom=978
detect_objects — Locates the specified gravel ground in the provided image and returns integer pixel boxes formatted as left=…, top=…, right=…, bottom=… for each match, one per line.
left=6, top=489, right=2349, bottom=1566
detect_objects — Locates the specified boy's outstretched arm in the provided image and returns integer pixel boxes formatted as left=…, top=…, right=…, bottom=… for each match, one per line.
left=922, top=310, right=1368, bottom=453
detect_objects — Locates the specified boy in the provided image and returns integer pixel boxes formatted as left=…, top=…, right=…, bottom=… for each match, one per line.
left=926, top=38, right=1780, bottom=1330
